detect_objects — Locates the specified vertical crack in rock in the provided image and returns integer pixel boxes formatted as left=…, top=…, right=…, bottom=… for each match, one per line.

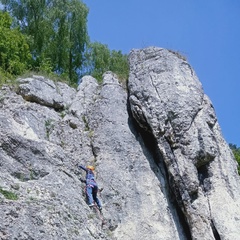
left=127, top=100, right=192, bottom=240
left=129, top=95, right=195, bottom=238
left=206, top=192, right=222, bottom=240
left=197, top=163, right=211, bottom=192
left=210, top=220, right=221, bottom=240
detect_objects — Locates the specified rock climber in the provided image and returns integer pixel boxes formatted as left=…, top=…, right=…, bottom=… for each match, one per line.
left=79, top=165, right=102, bottom=210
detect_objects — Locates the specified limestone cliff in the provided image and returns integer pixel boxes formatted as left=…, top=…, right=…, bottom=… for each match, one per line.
left=0, top=47, right=239, bottom=240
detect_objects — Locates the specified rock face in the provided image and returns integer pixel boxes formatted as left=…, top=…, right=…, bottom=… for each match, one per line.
left=128, top=47, right=240, bottom=240
left=0, top=47, right=239, bottom=240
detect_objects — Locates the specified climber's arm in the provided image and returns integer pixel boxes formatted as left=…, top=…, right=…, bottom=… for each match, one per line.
left=79, top=165, right=87, bottom=172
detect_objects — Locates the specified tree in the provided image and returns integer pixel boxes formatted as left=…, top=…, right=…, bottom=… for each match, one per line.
left=85, top=42, right=111, bottom=81
left=1, top=0, right=129, bottom=85
left=1, top=0, right=89, bottom=83
left=0, top=11, right=31, bottom=75
left=84, top=42, right=129, bottom=83
left=1, top=0, right=51, bottom=56
left=46, top=0, right=89, bottom=83
left=109, top=50, right=129, bottom=81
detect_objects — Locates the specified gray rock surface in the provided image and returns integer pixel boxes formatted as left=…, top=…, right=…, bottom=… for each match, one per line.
left=18, top=75, right=76, bottom=110
left=128, top=47, right=240, bottom=240
left=0, top=47, right=239, bottom=240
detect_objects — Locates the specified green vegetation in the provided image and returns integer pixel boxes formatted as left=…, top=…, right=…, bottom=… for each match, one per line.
left=168, top=49, right=187, bottom=61
left=84, top=42, right=129, bottom=84
left=229, top=144, right=240, bottom=175
left=0, top=186, right=18, bottom=200
left=45, top=119, right=55, bottom=140
left=0, top=1, right=129, bottom=86
left=0, top=11, right=31, bottom=86
left=1, top=0, right=89, bottom=84
left=82, top=115, right=90, bottom=131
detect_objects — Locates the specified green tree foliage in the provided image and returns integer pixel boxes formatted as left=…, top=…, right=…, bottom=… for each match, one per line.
left=1, top=1, right=129, bottom=85
left=0, top=11, right=31, bottom=76
left=85, top=42, right=129, bottom=84
left=46, top=0, right=89, bottom=83
left=85, top=42, right=110, bottom=81
left=229, top=144, right=240, bottom=175
left=1, top=0, right=89, bottom=84
left=1, top=0, right=50, bottom=56
left=110, top=50, right=129, bottom=81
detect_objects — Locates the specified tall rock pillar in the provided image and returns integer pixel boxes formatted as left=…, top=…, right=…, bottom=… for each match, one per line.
left=128, top=47, right=240, bottom=240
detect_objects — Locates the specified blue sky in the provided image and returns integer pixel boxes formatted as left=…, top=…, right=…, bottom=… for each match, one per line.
left=83, top=0, right=240, bottom=146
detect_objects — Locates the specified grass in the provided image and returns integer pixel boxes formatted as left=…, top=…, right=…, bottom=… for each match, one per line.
left=0, top=68, right=78, bottom=92
left=45, top=119, right=54, bottom=139
left=82, top=115, right=90, bottom=131
left=19, top=70, right=78, bottom=89
left=0, top=68, right=18, bottom=88
left=168, top=49, right=187, bottom=61
left=0, top=186, right=18, bottom=200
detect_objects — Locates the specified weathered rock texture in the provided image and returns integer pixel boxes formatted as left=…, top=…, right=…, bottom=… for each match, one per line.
left=0, top=47, right=240, bottom=240
left=128, top=47, right=240, bottom=240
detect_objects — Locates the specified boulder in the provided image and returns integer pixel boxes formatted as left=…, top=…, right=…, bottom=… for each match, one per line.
left=17, top=75, right=76, bottom=110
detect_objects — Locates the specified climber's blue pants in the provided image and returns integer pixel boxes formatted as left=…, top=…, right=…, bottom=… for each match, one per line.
left=86, top=184, right=101, bottom=208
